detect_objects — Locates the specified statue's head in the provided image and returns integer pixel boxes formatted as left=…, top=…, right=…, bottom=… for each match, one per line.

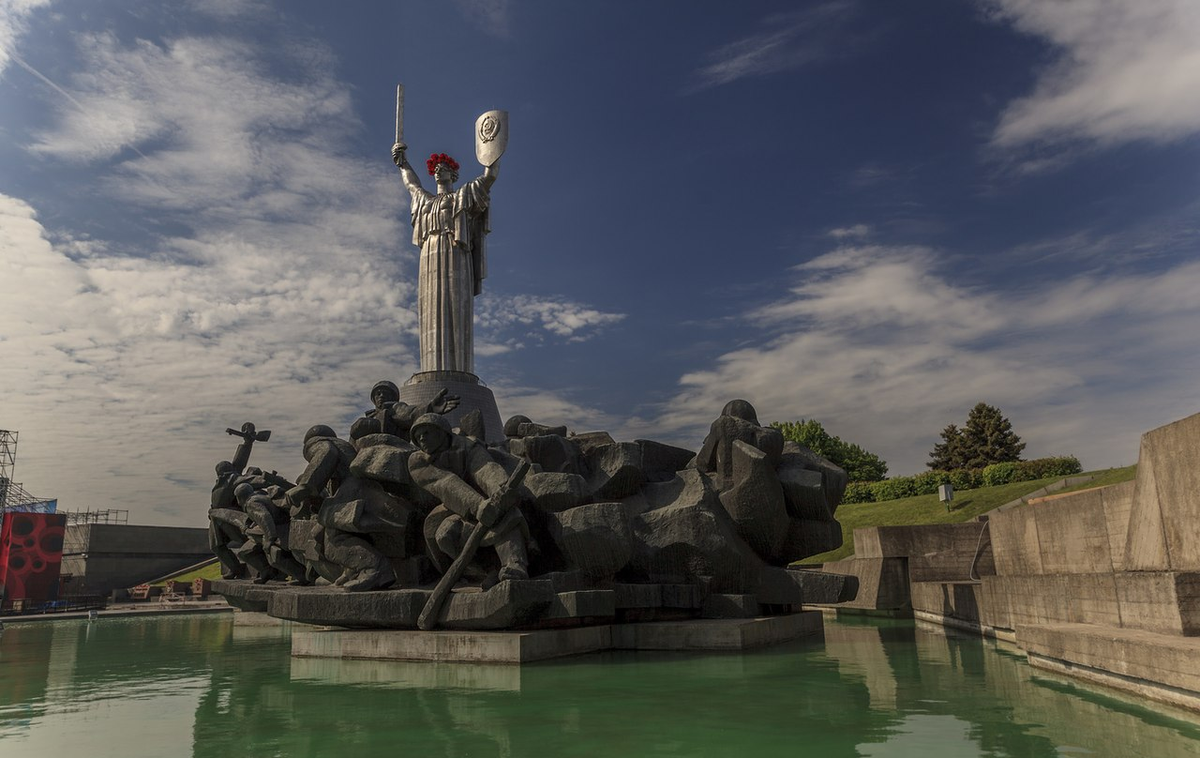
left=427, top=152, right=460, bottom=184
left=370, top=380, right=400, bottom=409
left=411, top=413, right=453, bottom=455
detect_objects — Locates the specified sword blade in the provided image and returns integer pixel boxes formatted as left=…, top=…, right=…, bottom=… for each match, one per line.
left=395, top=83, right=404, bottom=143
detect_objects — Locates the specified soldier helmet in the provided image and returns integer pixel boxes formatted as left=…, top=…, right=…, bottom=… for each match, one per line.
left=503, top=414, right=531, bottom=438
left=721, top=399, right=759, bottom=425
left=370, top=380, right=400, bottom=402
left=410, top=413, right=452, bottom=443
left=304, top=424, right=337, bottom=443
left=233, top=482, right=255, bottom=502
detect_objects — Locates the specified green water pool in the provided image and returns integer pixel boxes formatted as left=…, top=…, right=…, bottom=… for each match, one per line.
left=0, top=614, right=1197, bottom=757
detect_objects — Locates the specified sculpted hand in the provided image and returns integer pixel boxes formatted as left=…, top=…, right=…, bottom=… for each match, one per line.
left=429, top=388, right=461, bottom=415
left=392, top=142, right=407, bottom=168
left=476, top=497, right=502, bottom=529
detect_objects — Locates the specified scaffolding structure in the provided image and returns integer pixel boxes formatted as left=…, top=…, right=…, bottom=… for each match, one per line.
left=0, top=429, right=58, bottom=515
left=61, top=509, right=129, bottom=525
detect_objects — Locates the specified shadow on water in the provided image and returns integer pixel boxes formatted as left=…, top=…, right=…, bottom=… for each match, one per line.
left=2, top=614, right=1200, bottom=757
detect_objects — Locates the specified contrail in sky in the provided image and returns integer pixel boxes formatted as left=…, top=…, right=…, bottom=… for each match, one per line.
left=9, top=50, right=151, bottom=161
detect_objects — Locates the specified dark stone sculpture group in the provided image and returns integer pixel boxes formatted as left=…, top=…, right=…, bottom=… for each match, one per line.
left=210, top=388, right=856, bottom=630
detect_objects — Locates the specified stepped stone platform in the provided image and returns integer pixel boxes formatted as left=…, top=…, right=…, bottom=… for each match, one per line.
left=291, top=613, right=824, bottom=663
left=1019, top=623, right=1200, bottom=712
left=214, top=567, right=854, bottom=634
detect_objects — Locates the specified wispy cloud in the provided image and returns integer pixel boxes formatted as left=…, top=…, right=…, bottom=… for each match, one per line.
left=452, top=0, right=510, bottom=39
left=477, top=293, right=625, bottom=344
left=0, top=0, right=51, bottom=76
left=989, top=0, right=1200, bottom=151
left=827, top=224, right=870, bottom=239
left=689, top=1, right=859, bottom=91
left=627, top=237, right=1200, bottom=473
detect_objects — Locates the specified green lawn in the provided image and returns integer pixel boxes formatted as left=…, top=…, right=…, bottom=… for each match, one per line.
left=797, top=466, right=1137, bottom=566
left=153, top=558, right=223, bottom=585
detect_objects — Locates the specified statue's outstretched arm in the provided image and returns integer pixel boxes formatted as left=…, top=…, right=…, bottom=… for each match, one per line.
left=393, top=142, right=425, bottom=194
left=480, top=158, right=499, bottom=190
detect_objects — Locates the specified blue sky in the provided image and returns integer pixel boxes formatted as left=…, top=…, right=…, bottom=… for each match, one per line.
left=2, top=0, right=1198, bottom=526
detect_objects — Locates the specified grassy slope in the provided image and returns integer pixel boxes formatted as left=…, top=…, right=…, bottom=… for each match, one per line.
left=798, top=466, right=1138, bottom=565
left=153, top=558, right=223, bottom=585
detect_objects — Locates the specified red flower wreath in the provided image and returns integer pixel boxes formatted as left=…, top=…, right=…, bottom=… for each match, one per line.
left=426, top=153, right=460, bottom=176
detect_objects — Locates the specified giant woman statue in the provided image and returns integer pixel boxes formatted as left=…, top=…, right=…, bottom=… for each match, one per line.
left=392, top=140, right=499, bottom=375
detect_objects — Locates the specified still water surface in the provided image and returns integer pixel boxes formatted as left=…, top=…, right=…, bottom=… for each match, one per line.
left=0, top=614, right=1198, bottom=757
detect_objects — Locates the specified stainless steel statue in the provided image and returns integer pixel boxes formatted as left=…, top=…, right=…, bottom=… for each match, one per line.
left=392, top=85, right=508, bottom=374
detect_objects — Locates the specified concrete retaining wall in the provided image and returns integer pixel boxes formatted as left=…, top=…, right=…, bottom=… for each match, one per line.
left=1124, top=411, right=1200, bottom=572
left=60, top=524, right=210, bottom=596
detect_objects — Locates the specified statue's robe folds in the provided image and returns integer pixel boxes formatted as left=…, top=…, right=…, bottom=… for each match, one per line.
left=408, top=177, right=491, bottom=374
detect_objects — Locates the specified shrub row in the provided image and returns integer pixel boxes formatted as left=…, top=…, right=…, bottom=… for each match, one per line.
left=840, top=456, right=1082, bottom=504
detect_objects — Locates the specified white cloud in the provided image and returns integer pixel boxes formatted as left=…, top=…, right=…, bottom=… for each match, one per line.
left=0, top=0, right=50, bottom=76
left=477, top=293, right=625, bottom=342
left=633, top=240, right=1200, bottom=475
left=690, top=2, right=857, bottom=91
left=0, top=24, right=430, bottom=524
left=827, top=224, right=871, bottom=239
left=0, top=188, right=420, bottom=524
left=990, top=0, right=1200, bottom=148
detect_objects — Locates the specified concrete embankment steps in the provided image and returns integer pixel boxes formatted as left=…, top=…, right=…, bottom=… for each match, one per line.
left=821, top=410, right=1200, bottom=711
left=1019, top=623, right=1200, bottom=712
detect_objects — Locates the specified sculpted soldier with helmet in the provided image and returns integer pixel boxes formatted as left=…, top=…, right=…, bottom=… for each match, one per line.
left=408, top=413, right=531, bottom=587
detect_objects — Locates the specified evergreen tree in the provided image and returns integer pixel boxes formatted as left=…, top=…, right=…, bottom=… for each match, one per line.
left=771, top=419, right=888, bottom=482
left=927, top=403, right=1025, bottom=470
left=927, top=423, right=968, bottom=470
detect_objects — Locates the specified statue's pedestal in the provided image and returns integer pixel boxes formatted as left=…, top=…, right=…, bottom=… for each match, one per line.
left=400, top=370, right=504, bottom=444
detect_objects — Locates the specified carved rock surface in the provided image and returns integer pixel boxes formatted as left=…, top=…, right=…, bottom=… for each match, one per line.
left=781, top=441, right=848, bottom=515
left=718, top=440, right=789, bottom=562
left=586, top=442, right=646, bottom=500
left=628, top=475, right=763, bottom=593
left=636, top=439, right=697, bottom=482
left=548, top=502, right=633, bottom=579
left=778, top=463, right=829, bottom=521
left=350, top=444, right=414, bottom=485
left=778, top=518, right=844, bottom=562
left=523, top=471, right=588, bottom=513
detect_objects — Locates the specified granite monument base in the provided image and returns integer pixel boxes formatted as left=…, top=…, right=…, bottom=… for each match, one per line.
left=400, top=370, right=505, bottom=444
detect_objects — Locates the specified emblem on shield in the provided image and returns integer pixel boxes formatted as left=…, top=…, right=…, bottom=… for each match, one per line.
left=475, top=109, right=508, bottom=166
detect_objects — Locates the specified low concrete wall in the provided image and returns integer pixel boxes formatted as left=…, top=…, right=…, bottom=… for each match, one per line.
left=990, top=481, right=1134, bottom=577
left=60, top=524, right=210, bottom=596
left=819, top=556, right=910, bottom=611
left=1124, top=411, right=1200, bottom=572
left=852, top=523, right=994, bottom=582
left=910, top=580, right=983, bottom=629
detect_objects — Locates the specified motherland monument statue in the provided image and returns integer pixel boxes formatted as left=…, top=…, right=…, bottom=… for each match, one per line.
left=392, top=85, right=508, bottom=442
left=206, top=86, right=857, bottom=642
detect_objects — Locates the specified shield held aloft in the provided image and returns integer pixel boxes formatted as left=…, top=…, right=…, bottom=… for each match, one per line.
left=475, top=109, right=508, bottom=166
